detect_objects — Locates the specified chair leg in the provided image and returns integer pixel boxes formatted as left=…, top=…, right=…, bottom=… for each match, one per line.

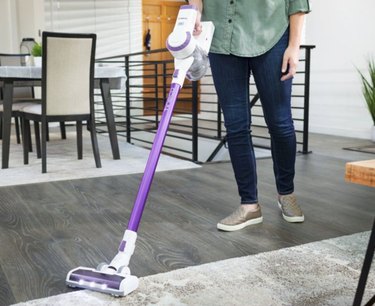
left=46, top=122, right=50, bottom=142
left=41, top=120, right=47, bottom=173
left=25, top=119, right=33, bottom=152
left=0, top=117, right=2, bottom=140
left=88, top=119, right=101, bottom=168
left=22, top=118, right=30, bottom=165
left=20, top=119, right=31, bottom=153
left=76, top=121, right=83, bottom=160
left=60, top=121, right=66, bottom=139
left=34, top=121, right=41, bottom=159
left=15, top=117, right=21, bottom=144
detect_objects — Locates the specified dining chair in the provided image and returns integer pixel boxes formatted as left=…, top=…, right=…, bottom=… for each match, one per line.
left=0, top=53, right=67, bottom=145
left=20, top=32, right=101, bottom=173
left=0, top=53, right=37, bottom=145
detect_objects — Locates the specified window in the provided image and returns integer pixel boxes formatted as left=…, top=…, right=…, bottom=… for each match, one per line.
left=44, top=0, right=142, bottom=58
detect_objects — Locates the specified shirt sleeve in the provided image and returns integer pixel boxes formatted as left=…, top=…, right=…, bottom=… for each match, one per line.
left=288, top=0, right=311, bottom=15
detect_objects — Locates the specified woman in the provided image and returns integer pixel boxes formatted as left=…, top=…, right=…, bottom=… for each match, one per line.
left=188, top=0, right=311, bottom=231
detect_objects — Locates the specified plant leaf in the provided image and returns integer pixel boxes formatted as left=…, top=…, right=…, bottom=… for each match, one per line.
left=358, top=59, right=375, bottom=125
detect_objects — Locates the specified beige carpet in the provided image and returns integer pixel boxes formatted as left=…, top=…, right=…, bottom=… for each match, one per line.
left=0, top=130, right=200, bottom=187
left=13, top=232, right=375, bottom=306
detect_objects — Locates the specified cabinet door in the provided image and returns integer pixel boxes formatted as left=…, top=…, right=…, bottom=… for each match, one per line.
left=142, top=0, right=198, bottom=116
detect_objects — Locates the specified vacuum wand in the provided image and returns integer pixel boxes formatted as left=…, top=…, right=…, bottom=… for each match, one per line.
left=66, top=5, right=214, bottom=297
left=127, top=82, right=181, bottom=232
left=127, top=5, right=214, bottom=231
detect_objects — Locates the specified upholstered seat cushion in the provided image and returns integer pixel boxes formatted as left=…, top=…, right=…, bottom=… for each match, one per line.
left=0, top=102, right=39, bottom=112
left=19, top=103, right=41, bottom=115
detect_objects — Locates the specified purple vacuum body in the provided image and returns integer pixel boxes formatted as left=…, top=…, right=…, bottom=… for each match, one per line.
left=65, top=4, right=214, bottom=297
left=66, top=84, right=182, bottom=297
left=127, top=83, right=181, bottom=232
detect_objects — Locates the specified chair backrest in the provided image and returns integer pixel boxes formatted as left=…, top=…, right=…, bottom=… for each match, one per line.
left=0, top=53, right=34, bottom=100
left=42, top=32, right=96, bottom=116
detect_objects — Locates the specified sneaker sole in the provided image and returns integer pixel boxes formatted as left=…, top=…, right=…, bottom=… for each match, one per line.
left=217, top=216, right=263, bottom=232
left=278, top=202, right=304, bottom=223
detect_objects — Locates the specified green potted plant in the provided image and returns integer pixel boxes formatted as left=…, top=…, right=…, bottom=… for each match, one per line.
left=31, top=42, right=42, bottom=66
left=358, top=59, right=375, bottom=142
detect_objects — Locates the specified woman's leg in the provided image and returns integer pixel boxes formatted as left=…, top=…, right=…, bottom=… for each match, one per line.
left=250, top=29, right=296, bottom=195
left=209, top=53, right=258, bottom=204
left=250, top=29, right=304, bottom=223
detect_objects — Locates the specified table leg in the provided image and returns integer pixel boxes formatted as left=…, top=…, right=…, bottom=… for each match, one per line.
left=2, top=80, right=14, bottom=169
left=100, top=78, right=120, bottom=160
left=353, top=217, right=375, bottom=306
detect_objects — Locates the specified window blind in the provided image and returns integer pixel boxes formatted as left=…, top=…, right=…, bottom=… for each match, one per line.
left=44, top=0, right=142, bottom=58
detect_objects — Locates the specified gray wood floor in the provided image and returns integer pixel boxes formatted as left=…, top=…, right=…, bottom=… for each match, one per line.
left=0, top=134, right=374, bottom=305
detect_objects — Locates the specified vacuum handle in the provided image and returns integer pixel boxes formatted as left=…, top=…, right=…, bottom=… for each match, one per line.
left=127, top=82, right=182, bottom=232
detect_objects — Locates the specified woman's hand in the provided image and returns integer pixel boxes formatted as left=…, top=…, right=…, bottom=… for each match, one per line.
left=188, top=0, right=203, bottom=35
left=282, top=12, right=305, bottom=81
left=281, top=45, right=300, bottom=81
left=193, top=10, right=202, bottom=36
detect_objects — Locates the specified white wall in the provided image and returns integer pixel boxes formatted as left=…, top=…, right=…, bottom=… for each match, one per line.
left=0, top=0, right=19, bottom=52
left=306, top=0, right=375, bottom=139
left=128, top=0, right=143, bottom=55
left=0, top=0, right=44, bottom=53
left=17, top=0, right=44, bottom=44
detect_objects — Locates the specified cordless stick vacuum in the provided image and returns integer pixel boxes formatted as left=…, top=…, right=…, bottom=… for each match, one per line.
left=66, top=5, right=214, bottom=297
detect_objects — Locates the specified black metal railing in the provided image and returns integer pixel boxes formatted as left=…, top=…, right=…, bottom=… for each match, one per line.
left=96, top=45, right=315, bottom=162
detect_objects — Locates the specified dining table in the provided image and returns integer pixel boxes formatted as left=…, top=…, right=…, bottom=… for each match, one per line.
left=345, top=159, right=375, bottom=306
left=0, top=65, right=126, bottom=169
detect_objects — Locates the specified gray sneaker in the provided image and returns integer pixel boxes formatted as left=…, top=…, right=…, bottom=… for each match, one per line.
left=217, top=205, right=263, bottom=231
left=278, top=193, right=304, bottom=223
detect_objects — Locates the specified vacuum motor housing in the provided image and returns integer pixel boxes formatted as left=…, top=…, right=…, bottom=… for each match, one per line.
left=166, top=5, right=215, bottom=81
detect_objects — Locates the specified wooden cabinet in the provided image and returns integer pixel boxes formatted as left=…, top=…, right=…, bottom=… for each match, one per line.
left=142, top=0, right=196, bottom=115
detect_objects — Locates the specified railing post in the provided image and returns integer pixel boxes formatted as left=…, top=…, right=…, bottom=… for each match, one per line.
left=154, top=63, right=159, bottom=128
left=217, top=98, right=222, bottom=139
left=302, top=47, right=312, bottom=154
left=125, top=55, right=131, bottom=143
left=163, top=62, right=167, bottom=106
left=192, top=81, right=199, bottom=162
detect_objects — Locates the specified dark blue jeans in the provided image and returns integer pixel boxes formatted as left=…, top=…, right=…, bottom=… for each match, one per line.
left=209, top=29, right=296, bottom=204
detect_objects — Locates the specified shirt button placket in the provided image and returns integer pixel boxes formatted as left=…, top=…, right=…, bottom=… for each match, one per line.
left=224, top=0, right=235, bottom=52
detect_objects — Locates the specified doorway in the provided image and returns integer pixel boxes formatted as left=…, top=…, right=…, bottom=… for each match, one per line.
left=142, top=0, right=198, bottom=115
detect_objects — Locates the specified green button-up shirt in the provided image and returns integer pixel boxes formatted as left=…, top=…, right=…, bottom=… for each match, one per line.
left=202, top=0, right=311, bottom=57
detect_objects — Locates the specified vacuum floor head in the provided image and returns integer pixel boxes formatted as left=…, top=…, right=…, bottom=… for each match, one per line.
left=66, top=267, right=139, bottom=297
